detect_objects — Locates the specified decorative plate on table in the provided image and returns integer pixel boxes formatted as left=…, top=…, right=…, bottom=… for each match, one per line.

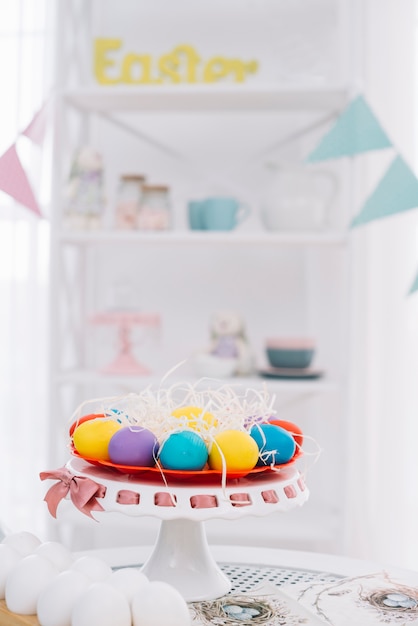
left=259, top=367, right=323, bottom=380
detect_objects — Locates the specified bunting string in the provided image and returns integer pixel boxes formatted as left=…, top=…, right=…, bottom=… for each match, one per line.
left=306, top=93, right=418, bottom=295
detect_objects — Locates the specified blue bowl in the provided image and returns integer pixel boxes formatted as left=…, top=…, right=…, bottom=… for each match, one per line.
left=266, top=347, right=314, bottom=369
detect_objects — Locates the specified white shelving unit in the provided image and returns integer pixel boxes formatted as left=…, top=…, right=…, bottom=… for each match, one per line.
left=49, top=0, right=354, bottom=555
left=64, top=84, right=348, bottom=112
left=59, top=230, right=349, bottom=246
left=54, top=370, right=339, bottom=394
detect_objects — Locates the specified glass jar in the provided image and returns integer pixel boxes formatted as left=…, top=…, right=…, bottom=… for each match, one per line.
left=115, top=174, right=145, bottom=229
left=138, top=184, right=171, bottom=231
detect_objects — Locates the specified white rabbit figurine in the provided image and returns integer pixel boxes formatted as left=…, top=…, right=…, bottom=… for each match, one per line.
left=209, top=310, right=254, bottom=376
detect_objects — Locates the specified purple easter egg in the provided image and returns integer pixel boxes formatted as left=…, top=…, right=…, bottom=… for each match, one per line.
left=108, top=426, right=158, bottom=467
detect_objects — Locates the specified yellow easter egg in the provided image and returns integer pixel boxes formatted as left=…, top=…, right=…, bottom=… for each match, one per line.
left=171, top=405, right=217, bottom=433
left=72, top=418, right=122, bottom=461
left=208, top=429, right=259, bottom=472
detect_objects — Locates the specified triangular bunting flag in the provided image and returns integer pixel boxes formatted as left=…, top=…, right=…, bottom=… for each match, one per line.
left=351, top=155, right=418, bottom=228
left=0, top=144, right=42, bottom=217
left=408, top=269, right=418, bottom=295
left=21, top=100, right=51, bottom=146
left=307, top=95, right=392, bottom=163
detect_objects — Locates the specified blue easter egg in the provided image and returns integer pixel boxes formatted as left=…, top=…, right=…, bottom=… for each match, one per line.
left=108, top=426, right=158, bottom=466
left=250, top=423, right=296, bottom=466
left=158, top=430, right=208, bottom=471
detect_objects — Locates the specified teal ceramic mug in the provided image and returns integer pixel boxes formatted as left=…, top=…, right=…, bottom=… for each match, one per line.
left=202, top=197, right=250, bottom=231
left=187, top=200, right=206, bottom=230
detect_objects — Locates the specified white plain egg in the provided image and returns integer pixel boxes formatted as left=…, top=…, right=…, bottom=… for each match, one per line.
left=0, top=544, right=22, bottom=599
left=131, top=581, right=191, bottom=626
left=37, top=569, right=91, bottom=626
left=35, top=541, right=74, bottom=571
left=2, top=531, right=41, bottom=556
left=5, top=554, right=59, bottom=614
left=70, top=555, right=112, bottom=581
left=109, top=568, right=149, bottom=604
left=71, top=582, right=131, bottom=626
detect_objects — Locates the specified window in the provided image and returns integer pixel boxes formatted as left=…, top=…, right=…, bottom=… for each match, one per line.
left=0, top=0, right=53, bottom=536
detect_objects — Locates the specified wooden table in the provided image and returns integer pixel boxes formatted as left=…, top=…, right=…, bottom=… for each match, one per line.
left=0, top=603, right=38, bottom=626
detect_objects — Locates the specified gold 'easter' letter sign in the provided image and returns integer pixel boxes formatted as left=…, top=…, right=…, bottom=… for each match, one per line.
left=94, top=39, right=258, bottom=85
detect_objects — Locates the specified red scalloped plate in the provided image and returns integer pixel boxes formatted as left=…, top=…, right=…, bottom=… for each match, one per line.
left=69, top=445, right=302, bottom=480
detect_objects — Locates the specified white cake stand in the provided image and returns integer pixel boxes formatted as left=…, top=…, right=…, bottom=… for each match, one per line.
left=65, top=457, right=309, bottom=602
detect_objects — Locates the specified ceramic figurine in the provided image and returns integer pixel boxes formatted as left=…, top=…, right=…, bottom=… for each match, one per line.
left=208, top=310, right=254, bottom=376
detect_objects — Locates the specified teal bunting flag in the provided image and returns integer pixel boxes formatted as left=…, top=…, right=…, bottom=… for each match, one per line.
left=351, top=155, right=418, bottom=228
left=408, top=270, right=418, bottom=295
left=307, top=95, right=392, bottom=163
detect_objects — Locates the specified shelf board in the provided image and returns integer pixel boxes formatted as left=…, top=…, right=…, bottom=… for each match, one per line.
left=54, top=371, right=339, bottom=394
left=64, top=84, right=349, bottom=113
left=58, top=230, right=348, bottom=247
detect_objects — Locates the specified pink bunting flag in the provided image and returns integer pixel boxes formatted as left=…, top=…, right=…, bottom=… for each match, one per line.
left=0, top=144, right=42, bottom=217
left=21, top=100, right=51, bottom=146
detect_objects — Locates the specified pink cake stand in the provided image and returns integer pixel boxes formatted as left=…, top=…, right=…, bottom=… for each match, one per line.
left=64, top=457, right=309, bottom=602
left=90, top=312, right=160, bottom=375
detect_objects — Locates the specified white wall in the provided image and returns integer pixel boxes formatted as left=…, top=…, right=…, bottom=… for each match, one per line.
left=344, top=0, right=418, bottom=568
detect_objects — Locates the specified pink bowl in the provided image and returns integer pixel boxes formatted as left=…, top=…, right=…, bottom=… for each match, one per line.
left=265, top=338, right=315, bottom=350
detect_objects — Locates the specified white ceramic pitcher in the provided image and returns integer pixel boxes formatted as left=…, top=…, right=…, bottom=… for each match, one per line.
left=260, top=163, right=339, bottom=232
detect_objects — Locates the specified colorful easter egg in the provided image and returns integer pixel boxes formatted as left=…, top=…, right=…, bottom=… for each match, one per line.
left=250, top=423, right=296, bottom=466
left=158, top=430, right=208, bottom=471
left=108, top=426, right=158, bottom=467
left=208, top=430, right=259, bottom=472
left=171, top=405, right=217, bottom=433
left=72, top=418, right=122, bottom=461
left=268, top=417, right=304, bottom=448
left=69, top=413, right=105, bottom=437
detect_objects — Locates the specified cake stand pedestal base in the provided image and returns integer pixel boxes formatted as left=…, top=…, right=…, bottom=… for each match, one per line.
left=62, top=456, right=309, bottom=601
left=140, top=519, right=231, bottom=602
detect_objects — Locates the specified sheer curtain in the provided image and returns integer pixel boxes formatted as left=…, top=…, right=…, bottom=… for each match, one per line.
left=0, top=0, right=53, bottom=537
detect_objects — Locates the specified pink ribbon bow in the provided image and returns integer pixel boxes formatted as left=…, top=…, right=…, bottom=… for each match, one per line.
left=40, top=467, right=106, bottom=520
